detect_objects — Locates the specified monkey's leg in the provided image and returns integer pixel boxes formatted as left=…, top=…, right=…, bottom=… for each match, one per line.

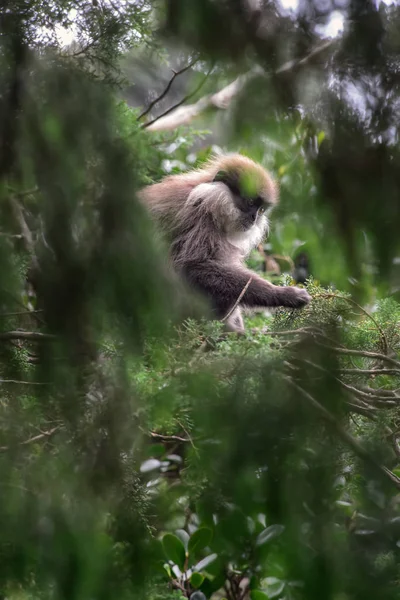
left=185, top=262, right=311, bottom=315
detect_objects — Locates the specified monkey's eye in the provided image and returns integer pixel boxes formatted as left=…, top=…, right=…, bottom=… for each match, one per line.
left=258, top=206, right=265, bottom=214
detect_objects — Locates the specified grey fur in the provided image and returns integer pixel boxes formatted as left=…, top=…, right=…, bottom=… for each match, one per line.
left=139, top=154, right=311, bottom=332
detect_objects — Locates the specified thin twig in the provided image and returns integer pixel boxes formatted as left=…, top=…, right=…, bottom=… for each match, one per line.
left=0, top=426, right=60, bottom=451
left=301, top=359, right=400, bottom=408
left=301, top=358, right=400, bottom=404
left=276, top=38, right=335, bottom=75
left=392, top=434, right=400, bottom=460
left=314, top=342, right=400, bottom=369
left=0, top=310, right=43, bottom=317
left=314, top=293, right=389, bottom=355
left=357, top=385, right=398, bottom=397
left=66, top=25, right=113, bottom=58
left=175, top=418, right=197, bottom=451
left=149, top=431, right=189, bottom=443
left=338, top=368, right=400, bottom=376
left=0, top=379, right=49, bottom=385
left=0, top=289, right=46, bottom=326
left=222, top=277, right=253, bottom=323
left=137, top=57, right=199, bottom=121
left=143, top=63, right=214, bottom=129
left=284, top=376, right=400, bottom=489
left=0, top=331, right=54, bottom=341
left=7, top=186, right=38, bottom=197
left=9, top=194, right=35, bottom=256
left=258, top=326, right=316, bottom=336
left=339, top=380, right=397, bottom=405
left=146, top=39, right=335, bottom=131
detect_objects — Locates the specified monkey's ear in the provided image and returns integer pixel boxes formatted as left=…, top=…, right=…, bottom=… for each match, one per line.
left=213, top=170, right=228, bottom=183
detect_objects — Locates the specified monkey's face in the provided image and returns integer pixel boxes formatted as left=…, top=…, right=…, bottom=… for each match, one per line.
left=213, top=171, right=272, bottom=234
left=230, top=191, right=270, bottom=232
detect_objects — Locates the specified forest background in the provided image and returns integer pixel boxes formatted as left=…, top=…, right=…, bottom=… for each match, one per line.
left=1, top=1, right=400, bottom=599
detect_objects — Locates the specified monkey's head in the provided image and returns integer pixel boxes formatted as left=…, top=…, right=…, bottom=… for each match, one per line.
left=208, top=154, right=278, bottom=236
left=145, top=153, right=279, bottom=257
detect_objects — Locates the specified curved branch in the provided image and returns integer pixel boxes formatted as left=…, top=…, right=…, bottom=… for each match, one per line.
left=145, top=39, right=335, bottom=132
left=137, top=57, right=199, bottom=121
left=314, top=292, right=389, bottom=355
left=143, top=63, right=215, bottom=130
left=285, top=376, right=400, bottom=489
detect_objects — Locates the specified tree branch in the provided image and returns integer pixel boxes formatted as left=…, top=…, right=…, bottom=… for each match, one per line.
left=0, top=426, right=60, bottom=451
left=0, top=331, right=54, bottom=341
left=338, top=368, right=400, bottom=376
left=143, top=63, right=215, bottom=130
left=222, top=277, right=253, bottom=322
left=314, top=292, right=389, bottom=355
left=145, top=39, right=335, bottom=132
left=314, top=342, right=400, bottom=369
left=285, top=376, right=400, bottom=489
left=0, top=310, right=43, bottom=318
left=0, top=379, right=50, bottom=385
left=149, top=431, right=189, bottom=443
left=137, top=57, right=199, bottom=121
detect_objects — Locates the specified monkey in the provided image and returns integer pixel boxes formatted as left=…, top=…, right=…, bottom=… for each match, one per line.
left=139, top=153, right=311, bottom=333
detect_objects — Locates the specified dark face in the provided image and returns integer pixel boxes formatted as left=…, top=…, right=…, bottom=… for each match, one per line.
left=214, top=170, right=270, bottom=230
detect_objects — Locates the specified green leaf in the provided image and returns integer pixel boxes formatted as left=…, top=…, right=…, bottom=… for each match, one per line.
left=175, top=529, right=190, bottom=550
left=256, top=524, right=284, bottom=546
left=190, top=572, right=205, bottom=588
left=163, top=563, right=172, bottom=578
left=146, top=443, right=165, bottom=458
left=251, top=591, right=269, bottom=600
left=162, top=533, right=186, bottom=570
left=317, top=130, right=326, bottom=145
left=188, top=527, right=213, bottom=555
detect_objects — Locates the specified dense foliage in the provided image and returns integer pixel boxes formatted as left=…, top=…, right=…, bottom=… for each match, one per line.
left=1, top=1, right=400, bottom=600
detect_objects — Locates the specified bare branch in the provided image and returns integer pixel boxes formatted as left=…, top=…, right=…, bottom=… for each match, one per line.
left=314, top=292, right=389, bottom=355
left=146, top=39, right=335, bottom=132
left=0, top=426, right=60, bottom=451
left=275, top=38, right=334, bottom=75
left=0, top=310, right=43, bottom=318
left=7, top=187, right=38, bottom=197
left=300, top=358, right=400, bottom=404
left=9, top=194, right=35, bottom=256
left=285, top=376, right=400, bottom=489
left=222, top=277, right=253, bottom=322
left=0, top=379, right=50, bottom=385
left=145, top=69, right=249, bottom=132
left=339, top=368, right=400, bottom=376
left=149, top=431, right=189, bottom=443
left=143, top=64, right=215, bottom=130
left=0, top=331, right=54, bottom=341
left=314, top=342, right=400, bottom=369
left=137, top=57, right=199, bottom=121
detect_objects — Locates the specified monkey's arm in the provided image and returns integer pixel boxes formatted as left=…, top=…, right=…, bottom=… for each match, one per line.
left=184, top=261, right=311, bottom=317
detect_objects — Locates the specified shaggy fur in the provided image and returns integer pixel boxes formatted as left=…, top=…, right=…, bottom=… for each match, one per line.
left=139, top=153, right=310, bottom=332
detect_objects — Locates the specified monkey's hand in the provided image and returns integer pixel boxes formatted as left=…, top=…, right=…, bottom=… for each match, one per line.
left=279, top=286, right=311, bottom=308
